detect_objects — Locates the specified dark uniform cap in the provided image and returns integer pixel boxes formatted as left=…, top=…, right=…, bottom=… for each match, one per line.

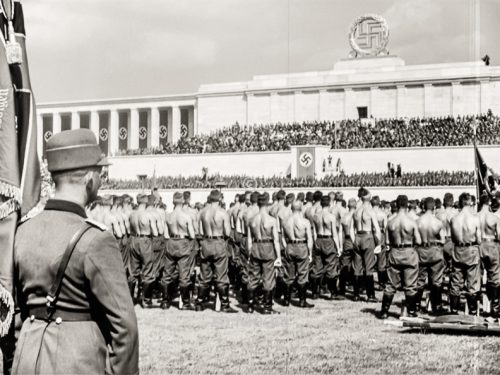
left=102, top=195, right=113, bottom=206
left=173, top=192, right=183, bottom=205
left=209, top=190, right=221, bottom=203
left=46, top=129, right=110, bottom=172
left=136, top=194, right=148, bottom=205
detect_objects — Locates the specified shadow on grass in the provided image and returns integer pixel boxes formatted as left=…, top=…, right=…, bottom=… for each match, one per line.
left=360, top=307, right=400, bottom=319
left=400, top=328, right=500, bottom=337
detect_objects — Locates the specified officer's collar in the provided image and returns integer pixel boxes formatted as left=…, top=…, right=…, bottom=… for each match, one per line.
left=44, top=199, right=87, bottom=219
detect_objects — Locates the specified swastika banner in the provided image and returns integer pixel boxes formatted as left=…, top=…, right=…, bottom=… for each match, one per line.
left=296, top=146, right=315, bottom=178
left=99, top=112, right=109, bottom=155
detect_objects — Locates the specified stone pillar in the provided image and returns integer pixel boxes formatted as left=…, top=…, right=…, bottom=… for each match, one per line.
left=396, top=85, right=406, bottom=118
left=246, top=92, right=254, bottom=125
left=129, top=108, right=139, bottom=149
left=423, top=84, right=433, bottom=117
left=150, top=106, right=160, bottom=148
left=480, top=80, right=491, bottom=114
left=294, top=90, right=303, bottom=123
left=37, top=114, right=43, bottom=159
left=90, top=110, right=100, bottom=141
left=318, top=89, right=329, bottom=121
left=193, top=104, right=198, bottom=135
left=270, top=92, right=279, bottom=123
left=71, top=111, right=80, bottom=130
left=109, top=109, right=119, bottom=155
left=451, top=82, right=462, bottom=116
left=369, top=86, right=379, bottom=118
left=187, top=106, right=194, bottom=137
left=52, top=112, right=61, bottom=135
left=171, top=106, right=181, bottom=143
left=344, top=88, right=355, bottom=119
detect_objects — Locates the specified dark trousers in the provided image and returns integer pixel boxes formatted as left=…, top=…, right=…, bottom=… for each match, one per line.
left=311, top=237, right=339, bottom=279
left=162, top=239, right=195, bottom=288
left=385, top=247, right=419, bottom=296
left=248, top=242, right=276, bottom=291
left=239, top=237, right=249, bottom=285
left=129, top=237, right=154, bottom=285
left=353, top=233, right=376, bottom=276
left=450, top=245, right=481, bottom=297
left=199, top=238, right=230, bottom=288
left=480, top=241, right=500, bottom=286
left=283, top=243, right=309, bottom=286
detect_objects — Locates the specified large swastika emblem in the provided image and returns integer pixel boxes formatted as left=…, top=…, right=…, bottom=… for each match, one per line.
left=139, top=126, right=147, bottom=140
left=299, top=152, right=313, bottom=168
left=119, top=127, right=128, bottom=140
left=159, top=125, right=168, bottom=139
left=180, top=124, right=188, bottom=138
left=99, top=128, right=108, bottom=141
left=44, top=130, right=52, bottom=142
left=349, top=14, right=389, bottom=56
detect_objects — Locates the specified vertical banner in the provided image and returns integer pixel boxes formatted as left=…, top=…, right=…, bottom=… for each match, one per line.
left=80, top=113, right=90, bottom=129
left=98, top=112, right=109, bottom=155
left=180, top=108, right=189, bottom=138
left=118, top=111, right=128, bottom=151
left=42, top=115, right=53, bottom=157
left=296, top=146, right=316, bottom=178
left=138, top=110, right=149, bottom=149
left=159, top=109, right=169, bottom=147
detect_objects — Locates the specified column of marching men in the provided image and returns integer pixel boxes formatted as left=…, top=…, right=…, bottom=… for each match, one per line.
left=86, top=188, right=500, bottom=318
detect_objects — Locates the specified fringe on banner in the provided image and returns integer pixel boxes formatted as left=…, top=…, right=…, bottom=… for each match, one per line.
left=0, top=284, right=14, bottom=337
left=0, top=180, right=21, bottom=203
left=0, top=198, right=20, bottom=221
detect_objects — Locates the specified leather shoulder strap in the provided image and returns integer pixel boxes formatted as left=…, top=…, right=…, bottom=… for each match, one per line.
left=46, top=223, right=93, bottom=307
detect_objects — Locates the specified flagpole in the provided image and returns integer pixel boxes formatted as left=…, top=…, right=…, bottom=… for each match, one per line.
left=472, top=119, right=480, bottom=199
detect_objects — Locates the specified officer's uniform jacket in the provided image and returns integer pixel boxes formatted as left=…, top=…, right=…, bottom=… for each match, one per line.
left=11, top=199, right=139, bottom=375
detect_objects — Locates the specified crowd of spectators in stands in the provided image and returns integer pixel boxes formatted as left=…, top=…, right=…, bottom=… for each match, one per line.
left=113, top=112, right=499, bottom=156
left=101, top=170, right=475, bottom=190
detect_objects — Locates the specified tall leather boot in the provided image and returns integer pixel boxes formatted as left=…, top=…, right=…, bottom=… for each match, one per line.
left=338, top=268, right=347, bottom=296
left=414, top=288, right=424, bottom=312
left=283, top=284, right=291, bottom=307
left=466, top=294, right=478, bottom=316
left=379, top=293, right=394, bottom=319
left=180, top=286, right=195, bottom=310
left=377, top=270, right=387, bottom=290
left=240, top=283, right=249, bottom=306
left=128, top=281, right=136, bottom=302
left=430, top=285, right=445, bottom=315
left=195, top=286, right=209, bottom=312
left=406, top=293, right=418, bottom=317
left=309, top=278, right=320, bottom=300
left=492, top=286, right=500, bottom=319
left=247, top=289, right=255, bottom=313
left=449, top=294, right=460, bottom=315
left=262, top=290, right=279, bottom=315
left=160, top=283, right=172, bottom=310
left=298, top=284, right=314, bottom=308
left=327, top=277, right=343, bottom=300
left=366, top=275, right=378, bottom=303
left=219, top=285, right=238, bottom=313
left=142, top=283, right=153, bottom=308
left=352, top=276, right=362, bottom=301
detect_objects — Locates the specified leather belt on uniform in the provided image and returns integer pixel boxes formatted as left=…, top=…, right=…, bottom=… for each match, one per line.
left=254, top=239, right=273, bottom=243
left=170, top=235, right=188, bottom=239
left=204, top=236, right=224, bottom=239
left=29, top=306, right=92, bottom=323
left=445, top=236, right=452, bottom=240
left=344, top=235, right=351, bottom=240
left=421, top=242, right=442, bottom=248
left=483, top=238, right=499, bottom=243
left=393, top=243, right=414, bottom=249
left=135, top=234, right=151, bottom=238
left=289, top=239, right=307, bottom=244
left=454, top=242, right=478, bottom=247
left=357, top=231, right=370, bottom=235
left=316, top=235, right=331, bottom=239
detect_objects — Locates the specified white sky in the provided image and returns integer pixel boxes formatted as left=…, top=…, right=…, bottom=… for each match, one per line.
left=21, top=0, right=499, bottom=103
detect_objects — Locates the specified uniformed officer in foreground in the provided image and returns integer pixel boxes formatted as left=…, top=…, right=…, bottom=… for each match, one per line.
left=12, top=129, right=138, bottom=375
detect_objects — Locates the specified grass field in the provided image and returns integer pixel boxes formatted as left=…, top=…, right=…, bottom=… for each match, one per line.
left=2, top=292, right=499, bottom=374
left=137, top=293, right=500, bottom=375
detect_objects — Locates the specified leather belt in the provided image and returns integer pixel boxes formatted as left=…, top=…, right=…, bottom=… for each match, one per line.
left=135, top=234, right=151, bottom=238
left=421, top=242, right=442, bottom=248
left=170, top=235, right=188, bottom=239
left=203, top=236, right=224, bottom=240
left=455, top=242, right=478, bottom=247
left=483, top=238, right=499, bottom=243
left=357, top=231, right=370, bottom=235
left=289, top=240, right=307, bottom=244
left=316, top=235, right=331, bottom=239
left=393, top=244, right=414, bottom=249
left=29, top=306, right=92, bottom=323
left=254, top=239, right=273, bottom=243
left=344, top=236, right=352, bottom=240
